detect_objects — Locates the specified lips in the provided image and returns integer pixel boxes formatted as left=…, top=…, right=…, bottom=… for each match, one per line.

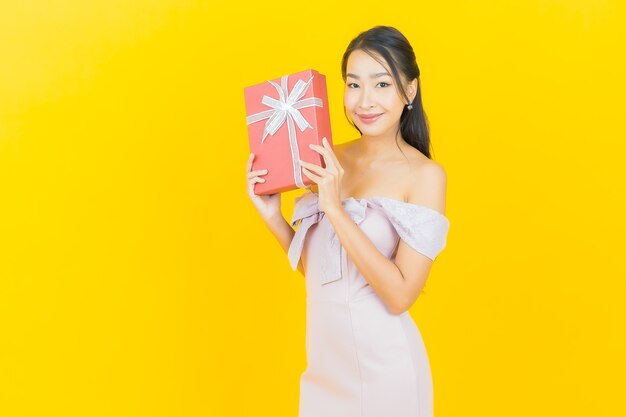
left=357, top=113, right=383, bottom=124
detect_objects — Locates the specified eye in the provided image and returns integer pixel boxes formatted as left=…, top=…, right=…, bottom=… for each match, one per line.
left=347, top=82, right=359, bottom=88
left=377, top=82, right=391, bottom=88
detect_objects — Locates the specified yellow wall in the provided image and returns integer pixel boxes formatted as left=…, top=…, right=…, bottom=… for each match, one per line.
left=1, top=1, right=624, bottom=416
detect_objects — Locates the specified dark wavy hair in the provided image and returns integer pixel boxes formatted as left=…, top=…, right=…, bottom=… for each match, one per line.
left=341, top=26, right=432, bottom=159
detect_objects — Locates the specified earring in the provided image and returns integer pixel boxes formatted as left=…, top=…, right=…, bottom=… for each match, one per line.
left=407, top=104, right=413, bottom=110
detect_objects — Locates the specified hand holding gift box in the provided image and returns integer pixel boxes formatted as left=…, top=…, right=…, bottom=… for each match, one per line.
left=244, top=69, right=334, bottom=195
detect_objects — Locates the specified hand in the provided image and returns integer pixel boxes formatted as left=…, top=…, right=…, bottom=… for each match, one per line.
left=299, top=137, right=344, bottom=214
left=246, top=152, right=282, bottom=223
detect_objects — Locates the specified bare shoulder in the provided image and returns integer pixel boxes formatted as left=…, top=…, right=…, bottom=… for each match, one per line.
left=405, top=158, right=448, bottom=215
left=332, top=138, right=360, bottom=166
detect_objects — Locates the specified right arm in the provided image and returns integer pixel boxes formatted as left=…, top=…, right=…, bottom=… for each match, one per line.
left=247, top=152, right=305, bottom=276
left=265, top=213, right=305, bottom=276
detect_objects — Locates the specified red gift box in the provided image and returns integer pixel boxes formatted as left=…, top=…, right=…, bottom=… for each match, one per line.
left=244, top=68, right=333, bottom=195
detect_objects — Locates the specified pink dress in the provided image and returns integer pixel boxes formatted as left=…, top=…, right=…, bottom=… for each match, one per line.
left=288, top=190, right=450, bottom=417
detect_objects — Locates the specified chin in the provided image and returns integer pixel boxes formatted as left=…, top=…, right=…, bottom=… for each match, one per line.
left=357, top=124, right=388, bottom=136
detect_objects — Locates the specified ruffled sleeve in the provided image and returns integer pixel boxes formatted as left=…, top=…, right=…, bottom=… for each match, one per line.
left=370, top=197, right=450, bottom=260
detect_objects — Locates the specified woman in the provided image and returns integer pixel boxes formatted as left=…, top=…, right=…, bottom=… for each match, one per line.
left=246, top=25, right=450, bottom=417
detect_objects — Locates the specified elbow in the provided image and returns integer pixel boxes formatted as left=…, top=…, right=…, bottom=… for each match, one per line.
left=388, top=299, right=409, bottom=315
left=389, top=305, right=408, bottom=316
left=389, top=291, right=416, bottom=315
left=387, top=280, right=411, bottom=315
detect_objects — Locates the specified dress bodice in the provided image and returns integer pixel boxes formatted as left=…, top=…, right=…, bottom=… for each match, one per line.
left=288, top=191, right=450, bottom=300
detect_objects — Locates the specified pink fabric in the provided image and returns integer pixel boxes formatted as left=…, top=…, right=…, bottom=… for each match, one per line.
left=288, top=190, right=450, bottom=417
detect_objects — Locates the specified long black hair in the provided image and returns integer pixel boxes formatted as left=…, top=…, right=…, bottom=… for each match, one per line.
left=341, top=26, right=432, bottom=159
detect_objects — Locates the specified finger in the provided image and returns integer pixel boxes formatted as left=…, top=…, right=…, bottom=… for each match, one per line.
left=320, top=137, right=341, bottom=170
left=247, top=168, right=268, bottom=178
left=248, top=176, right=265, bottom=185
left=299, top=160, right=325, bottom=176
left=247, top=176, right=266, bottom=195
left=321, top=137, right=342, bottom=170
left=301, top=166, right=321, bottom=183
left=309, top=142, right=337, bottom=172
left=247, top=153, right=254, bottom=173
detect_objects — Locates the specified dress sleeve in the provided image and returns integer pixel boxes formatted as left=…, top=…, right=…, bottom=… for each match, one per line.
left=374, top=198, right=451, bottom=260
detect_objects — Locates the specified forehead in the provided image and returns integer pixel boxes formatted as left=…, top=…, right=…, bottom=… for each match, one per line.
left=346, top=49, right=391, bottom=75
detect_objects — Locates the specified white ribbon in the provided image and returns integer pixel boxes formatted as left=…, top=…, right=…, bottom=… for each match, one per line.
left=246, top=74, right=323, bottom=188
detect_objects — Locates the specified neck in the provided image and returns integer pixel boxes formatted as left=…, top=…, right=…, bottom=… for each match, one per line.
left=358, top=128, right=406, bottom=161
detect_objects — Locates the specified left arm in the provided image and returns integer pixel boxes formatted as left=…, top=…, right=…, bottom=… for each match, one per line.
left=300, top=139, right=447, bottom=314
left=324, top=206, right=407, bottom=314
left=325, top=163, right=447, bottom=314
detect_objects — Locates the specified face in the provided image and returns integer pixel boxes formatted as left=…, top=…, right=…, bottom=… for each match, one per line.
left=344, top=49, right=416, bottom=138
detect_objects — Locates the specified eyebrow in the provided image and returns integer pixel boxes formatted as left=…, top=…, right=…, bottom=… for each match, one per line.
left=346, top=72, right=391, bottom=79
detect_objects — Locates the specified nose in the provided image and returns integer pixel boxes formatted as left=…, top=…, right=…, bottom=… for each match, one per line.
left=357, top=86, right=375, bottom=110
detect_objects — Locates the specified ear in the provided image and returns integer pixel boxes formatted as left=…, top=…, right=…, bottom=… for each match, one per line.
left=407, top=78, right=418, bottom=103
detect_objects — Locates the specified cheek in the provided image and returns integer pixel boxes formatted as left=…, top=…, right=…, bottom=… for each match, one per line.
left=382, top=90, right=403, bottom=109
left=344, top=91, right=357, bottom=109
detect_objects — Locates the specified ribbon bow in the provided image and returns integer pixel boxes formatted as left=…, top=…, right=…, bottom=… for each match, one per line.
left=288, top=192, right=369, bottom=285
left=246, top=74, right=323, bottom=189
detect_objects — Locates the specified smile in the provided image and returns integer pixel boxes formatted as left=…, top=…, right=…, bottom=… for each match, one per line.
left=357, top=113, right=383, bottom=124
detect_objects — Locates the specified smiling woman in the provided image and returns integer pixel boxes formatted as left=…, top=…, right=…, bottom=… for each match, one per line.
left=246, top=25, right=449, bottom=417
left=341, top=26, right=430, bottom=159
left=344, top=51, right=416, bottom=132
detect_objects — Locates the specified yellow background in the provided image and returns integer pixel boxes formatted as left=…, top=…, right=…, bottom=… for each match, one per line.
left=1, top=1, right=624, bottom=416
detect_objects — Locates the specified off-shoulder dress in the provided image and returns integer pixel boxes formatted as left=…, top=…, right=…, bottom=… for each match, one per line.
left=288, top=190, right=450, bottom=417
